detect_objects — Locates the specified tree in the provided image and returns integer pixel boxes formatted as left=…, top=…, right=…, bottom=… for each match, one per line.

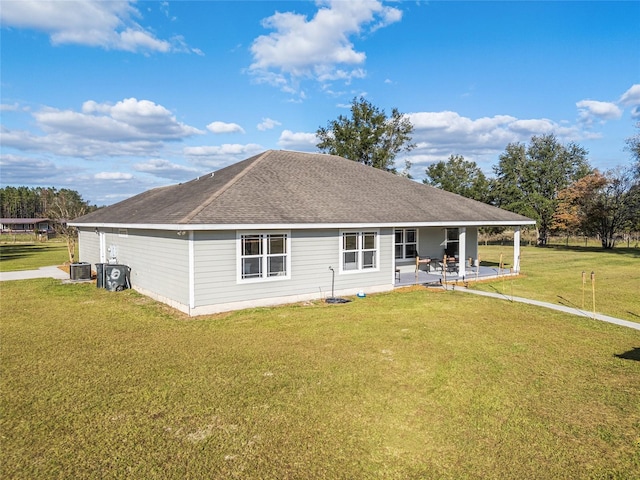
left=316, top=96, right=415, bottom=174
left=46, top=189, right=92, bottom=263
left=493, top=134, right=591, bottom=246
left=423, top=154, right=491, bottom=202
left=588, top=168, right=640, bottom=249
left=554, top=169, right=638, bottom=249
left=625, top=122, right=640, bottom=179
left=553, top=171, right=607, bottom=240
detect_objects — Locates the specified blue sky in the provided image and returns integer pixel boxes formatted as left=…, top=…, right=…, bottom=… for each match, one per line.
left=1, top=0, right=639, bottom=206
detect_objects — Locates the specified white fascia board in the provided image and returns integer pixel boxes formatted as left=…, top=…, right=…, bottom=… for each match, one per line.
left=71, top=219, right=535, bottom=231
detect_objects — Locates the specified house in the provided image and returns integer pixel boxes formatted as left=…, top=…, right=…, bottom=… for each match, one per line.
left=70, top=150, right=535, bottom=316
left=0, top=218, right=52, bottom=233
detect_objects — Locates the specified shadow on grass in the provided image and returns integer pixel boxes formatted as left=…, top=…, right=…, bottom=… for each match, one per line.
left=0, top=244, right=67, bottom=266
left=614, top=347, right=640, bottom=362
left=479, top=261, right=510, bottom=268
left=540, top=244, right=640, bottom=258
left=557, top=295, right=583, bottom=311
left=0, top=244, right=49, bottom=262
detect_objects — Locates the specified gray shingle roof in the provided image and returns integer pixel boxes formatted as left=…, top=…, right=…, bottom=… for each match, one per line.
left=72, top=150, right=533, bottom=227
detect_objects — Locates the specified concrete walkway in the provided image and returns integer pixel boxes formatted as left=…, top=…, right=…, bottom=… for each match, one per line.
left=0, top=265, right=69, bottom=282
left=451, top=285, right=640, bottom=331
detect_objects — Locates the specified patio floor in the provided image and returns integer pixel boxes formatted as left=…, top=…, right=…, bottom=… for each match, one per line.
left=395, top=264, right=517, bottom=288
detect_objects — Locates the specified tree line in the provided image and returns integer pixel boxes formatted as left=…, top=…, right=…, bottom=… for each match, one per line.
left=0, top=186, right=96, bottom=220
left=0, top=187, right=97, bottom=262
left=423, top=133, right=639, bottom=249
left=317, top=98, right=640, bottom=249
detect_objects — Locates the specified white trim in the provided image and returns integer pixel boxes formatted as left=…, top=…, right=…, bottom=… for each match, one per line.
left=188, top=230, right=195, bottom=310
left=391, top=229, right=397, bottom=285
left=394, top=227, right=418, bottom=260
left=458, top=227, right=466, bottom=277
left=513, top=227, right=521, bottom=274
left=99, top=231, right=106, bottom=263
left=70, top=220, right=536, bottom=231
left=236, top=230, right=291, bottom=284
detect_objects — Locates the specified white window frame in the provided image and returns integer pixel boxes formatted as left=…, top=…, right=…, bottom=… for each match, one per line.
left=237, top=231, right=291, bottom=283
left=444, top=228, right=459, bottom=257
left=339, top=230, right=379, bottom=274
left=394, top=228, right=418, bottom=260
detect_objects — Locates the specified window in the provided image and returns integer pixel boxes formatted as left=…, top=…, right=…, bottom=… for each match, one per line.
left=444, top=228, right=459, bottom=257
left=118, top=228, right=128, bottom=238
left=395, top=228, right=417, bottom=259
left=239, top=233, right=290, bottom=281
left=341, top=231, right=378, bottom=272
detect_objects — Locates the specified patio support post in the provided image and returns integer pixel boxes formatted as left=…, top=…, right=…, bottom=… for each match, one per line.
left=458, top=227, right=466, bottom=277
left=513, top=226, right=521, bottom=273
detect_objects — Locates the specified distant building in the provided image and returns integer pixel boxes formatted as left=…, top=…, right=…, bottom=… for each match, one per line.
left=0, top=218, right=52, bottom=233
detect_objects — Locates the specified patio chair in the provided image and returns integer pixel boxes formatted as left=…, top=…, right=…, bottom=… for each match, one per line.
left=439, top=255, right=457, bottom=274
left=415, top=254, right=431, bottom=274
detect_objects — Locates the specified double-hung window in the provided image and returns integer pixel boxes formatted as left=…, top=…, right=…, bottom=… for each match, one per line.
left=239, top=232, right=290, bottom=282
left=444, top=228, right=459, bottom=257
left=340, top=231, right=378, bottom=272
left=395, top=228, right=417, bottom=259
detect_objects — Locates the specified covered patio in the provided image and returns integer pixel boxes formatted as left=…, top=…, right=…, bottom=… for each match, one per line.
left=393, top=224, right=527, bottom=288
left=395, top=263, right=518, bottom=288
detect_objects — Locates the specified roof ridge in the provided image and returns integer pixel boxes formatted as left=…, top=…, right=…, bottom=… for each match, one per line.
left=179, top=150, right=273, bottom=223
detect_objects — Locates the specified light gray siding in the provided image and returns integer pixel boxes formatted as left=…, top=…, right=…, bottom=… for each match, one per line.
left=466, top=227, right=479, bottom=261
left=417, top=227, right=446, bottom=259
left=115, top=229, right=190, bottom=306
left=78, top=228, right=99, bottom=264
left=78, top=227, right=190, bottom=306
left=78, top=224, right=481, bottom=315
left=192, top=228, right=394, bottom=309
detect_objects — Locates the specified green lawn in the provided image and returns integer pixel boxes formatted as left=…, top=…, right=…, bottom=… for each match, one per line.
left=0, top=241, right=73, bottom=272
left=475, top=245, right=640, bottom=324
left=1, top=280, right=639, bottom=479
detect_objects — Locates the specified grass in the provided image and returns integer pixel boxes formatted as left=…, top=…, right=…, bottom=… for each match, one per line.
left=473, top=245, right=640, bottom=323
left=1, top=280, right=639, bottom=479
left=0, top=241, right=74, bottom=272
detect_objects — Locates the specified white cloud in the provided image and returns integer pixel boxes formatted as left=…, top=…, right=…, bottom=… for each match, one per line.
left=184, top=143, right=264, bottom=157
left=402, top=110, right=592, bottom=178
left=184, top=143, right=264, bottom=168
left=0, top=0, right=196, bottom=54
left=0, top=153, right=76, bottom=185
left=619, top=84, right=640, bottom=119
left=1, top=98, right=203, bottom=159
left=408, top=111, right=585, bottom=151
left=277, top=130, right=318, bottom=150
left=94, top=172, right=134, bottom=180
left=619, top=84, right=640, bottom=106
left=249, top=0, right=402, bottom=92
left=206, top=121, right=246, bottom=134
left=257, top=118, right=282, bottom=131
left=1, top=103, right=21, bottom=112
left=133, top=159, right=200, bottom=180
left=576, top=100, right=622, bottom=123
